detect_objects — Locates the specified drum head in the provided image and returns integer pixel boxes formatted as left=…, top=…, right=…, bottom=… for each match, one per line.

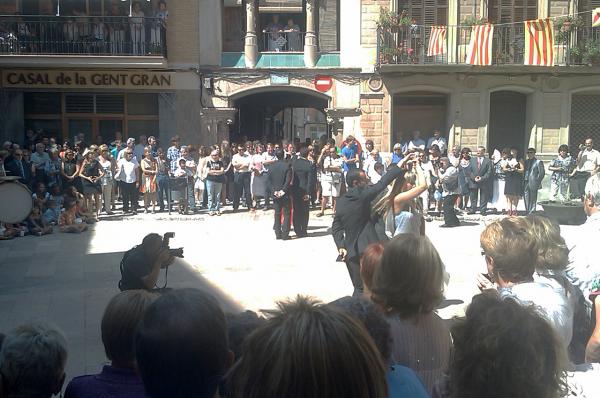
left=0, top=181, right=33, bottom=223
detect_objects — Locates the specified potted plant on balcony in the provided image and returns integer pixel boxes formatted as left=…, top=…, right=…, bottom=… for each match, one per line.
left=380, top=46, right=401, bottom=64
left=554, top=16, right=584, bottom=44
left=377, top=8, right=400, bottom=32
left=583, top=40, right=600, bottom=66
left=570, top=39, right=600, bottom=66
left=461, top=16, right=488, bottom=27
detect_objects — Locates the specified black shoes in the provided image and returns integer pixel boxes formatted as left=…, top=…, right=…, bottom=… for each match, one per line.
left=440, top=223, right=460, bottom=228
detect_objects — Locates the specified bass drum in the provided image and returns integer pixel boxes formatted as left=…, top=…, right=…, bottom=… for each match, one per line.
left=0, top=179, right=33, bottom=223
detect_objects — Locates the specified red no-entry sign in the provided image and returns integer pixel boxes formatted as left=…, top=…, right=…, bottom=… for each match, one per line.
left=314, top=75, right=333, bottom=92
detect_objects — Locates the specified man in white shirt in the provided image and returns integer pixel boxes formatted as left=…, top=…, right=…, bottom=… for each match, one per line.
left=426, top=130, right=448, bottom=154
left=30, top=143, right=50, bottom=183
left=262, top=143, right=278, bottom=209
left=406, top=130, right=426, bottom=153
left=118, top=138, right=136, bottom=161
left=567, top=174, right=600, bottom=314
left=571, top=138, right=600, bottom=200
left=438, top=157, right=460, bottom=227
left=232, top=144, right=252, bottom=211
left=116, top=149, right=140, bottom=214
left=448, top=145, right=461, bottom=167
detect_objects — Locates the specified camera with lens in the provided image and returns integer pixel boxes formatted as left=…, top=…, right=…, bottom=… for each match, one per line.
left=163, top=232, right=184, bottom=258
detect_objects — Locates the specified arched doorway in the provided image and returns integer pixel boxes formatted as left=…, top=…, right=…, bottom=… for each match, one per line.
left=488, top=91, right=529, bottom=155
left=392, top=91, right=448, bottom=145
left=231, top=88, right=329, bottom=144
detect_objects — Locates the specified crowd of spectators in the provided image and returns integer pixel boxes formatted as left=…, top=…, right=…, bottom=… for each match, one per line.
left=0, top=173, right=599, bottom=397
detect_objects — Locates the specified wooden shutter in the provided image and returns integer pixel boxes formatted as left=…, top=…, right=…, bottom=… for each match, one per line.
left=488, top=0, right=537, bottom=23
left=397, top=0, right=448, bottom=25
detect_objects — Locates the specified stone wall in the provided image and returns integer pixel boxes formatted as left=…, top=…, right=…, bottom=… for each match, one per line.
left=167, top=0, right=200, bottom=67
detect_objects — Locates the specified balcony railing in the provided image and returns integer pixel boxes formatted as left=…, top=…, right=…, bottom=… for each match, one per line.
left=378, top=24, right=600, bottom=67
left=0, top=15, right=166, bottom=57
left=261, top=30, right=305, bottom=52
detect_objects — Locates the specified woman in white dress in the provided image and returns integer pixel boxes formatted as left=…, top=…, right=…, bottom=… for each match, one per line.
left=373, top=153, right=429, bottom=237
left=489, top=148, right=508, bottom=214
left=250, top=143, right=267, bottom=208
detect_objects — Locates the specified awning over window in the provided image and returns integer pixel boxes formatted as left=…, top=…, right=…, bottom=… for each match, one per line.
left=260, top=0, right=303, bottom=13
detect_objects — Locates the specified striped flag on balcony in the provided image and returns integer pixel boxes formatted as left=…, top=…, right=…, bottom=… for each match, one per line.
left=465, top=24, right=494, bottom=65
left=524, top=19, right=555, bottom=66
left=593, top=8, right=600, bottom=27
left=427, top=26, right=447, bottom=56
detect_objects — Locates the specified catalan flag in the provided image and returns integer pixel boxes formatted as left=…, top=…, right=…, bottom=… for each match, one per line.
left=427, top=26, right=447, bottom=56
left=465, top=24, right=494, bottom=65
left=524, top=19, right=555, bottom=66
left=593, top=8, right=600, bottom=27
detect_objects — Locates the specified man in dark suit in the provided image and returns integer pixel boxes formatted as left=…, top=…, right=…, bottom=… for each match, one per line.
left=4, top=149, right=32, bottom=187
left=332, top=164, right=404, bottom=295
left=523, top=147, right=545, bottom=214
left=267, top=149, right=293, bottom=240
left=468, top=146, right=493, bottom=215
left=291, top=146, right=315, bottom=238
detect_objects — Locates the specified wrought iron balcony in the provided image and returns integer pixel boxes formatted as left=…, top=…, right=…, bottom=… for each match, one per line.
left=0, top=15, right=166, bottom=57
left=261, top=30, right=305, bottom=52
left=377, top=24, right=600, bottom=67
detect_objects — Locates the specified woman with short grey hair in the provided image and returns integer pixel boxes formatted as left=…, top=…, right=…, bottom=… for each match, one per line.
left=0, top=322, right=68, bottom=397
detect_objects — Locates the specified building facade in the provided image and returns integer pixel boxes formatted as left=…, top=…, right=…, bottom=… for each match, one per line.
left=0, top=0, right=202, bottom=147
left=1, top=0, right=598, bottom=157
left=365, top=0, right=600, bottom=159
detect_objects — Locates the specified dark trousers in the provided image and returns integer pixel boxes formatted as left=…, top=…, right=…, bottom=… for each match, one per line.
left=292, top=194, right=310, bottom=237
left=469, top=186, right=489, bottom=214
left=345, top=257, right=364, bottom=296
left=443, top=194, right=460, bottom=226
left=273, top=196, right=291, bottom=238
left=157, top=174, right=168, bottom=210
left=571, top=171, right=591, bottom=199
left=120, top=181, right=138, bottom=212
left=523, top=186, right=539, bottom=214
left=233, top=172, right=252, bottom=210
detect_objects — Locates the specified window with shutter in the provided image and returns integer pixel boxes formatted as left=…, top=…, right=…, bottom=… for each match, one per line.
left=488, top=0, right=537, bottom=23
left=397, top=0, right=448, bottom=25
left=65, top=94, right=94, bottom=113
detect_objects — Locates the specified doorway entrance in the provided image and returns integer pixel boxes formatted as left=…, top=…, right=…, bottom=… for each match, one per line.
left=392, top=92, right=448, bottom=146
left=232, top=89, right=329, bottom=144
left=488, top=91, right=528, bottom=155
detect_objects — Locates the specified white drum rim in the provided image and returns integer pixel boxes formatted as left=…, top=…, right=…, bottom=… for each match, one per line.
left=0, top=181, right=33, bottom=224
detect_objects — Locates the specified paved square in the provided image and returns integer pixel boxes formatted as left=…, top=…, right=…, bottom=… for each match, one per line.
left=0, top=209, right=581, bottom=381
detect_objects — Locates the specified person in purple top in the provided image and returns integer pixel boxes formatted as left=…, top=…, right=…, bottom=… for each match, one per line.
left=64, top=290, right=158, bottom=398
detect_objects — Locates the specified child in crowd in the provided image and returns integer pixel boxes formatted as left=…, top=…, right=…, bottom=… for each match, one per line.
left=32, top=182, right=50, bottom=209
left=173, top=158, right=192, bottom=214
left=27, top=206, right=53, bottom=236
left=59, top=199, right=88, bottom=233
left=0, top=223, right=24, bottom=239
left=44, top=200, right=61, bottom=225
left=48, top=184, right=64, bottom=209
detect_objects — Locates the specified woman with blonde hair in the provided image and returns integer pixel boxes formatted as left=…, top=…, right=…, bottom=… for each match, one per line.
left=140, top=146, right=158, bottom=213
left=373, top=153, right=428, bottom=237
left=478, top=217, right=574, bottom=349
left=371, top=234, right=451, bottom=394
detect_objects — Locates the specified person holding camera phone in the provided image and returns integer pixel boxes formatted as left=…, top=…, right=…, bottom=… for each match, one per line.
left=119, top=233, right=182, bottom=291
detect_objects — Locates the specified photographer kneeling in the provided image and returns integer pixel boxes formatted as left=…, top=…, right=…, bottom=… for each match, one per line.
left=119, top=233, right=182, bottom=291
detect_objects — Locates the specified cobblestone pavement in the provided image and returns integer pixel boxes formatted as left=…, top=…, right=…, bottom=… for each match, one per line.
left=0, top=207, right=581, bottom=381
